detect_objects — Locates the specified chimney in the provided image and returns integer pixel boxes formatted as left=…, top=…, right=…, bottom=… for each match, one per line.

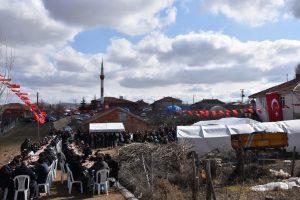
left=296, top=64, right=300, bottom=80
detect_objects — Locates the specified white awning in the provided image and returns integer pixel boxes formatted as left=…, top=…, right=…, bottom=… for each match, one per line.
left=89, top=123, right=125, bottom=133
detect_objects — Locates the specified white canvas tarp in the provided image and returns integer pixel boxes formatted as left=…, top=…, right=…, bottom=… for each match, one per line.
left=177, top=119, right=300, bottom=156
left=89, top=123, right=125, bottom=133
left=193, top=117, right=259, bottom=126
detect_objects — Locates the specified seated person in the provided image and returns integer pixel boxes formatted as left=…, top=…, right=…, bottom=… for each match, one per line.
left=69, top=155, right=85, bottom=181
left=104, top=154, right=119, bottom=181
left=89, top=154, right=110, bottom=174
left=0, top=160, right=17, bottom=199
left=34, top=157, right=50, bottom=184
left=83, top=144, right=92, bottom=159
left=13, top=162, right=38, bottom=199
left=20, top=138, right=31, bottom=153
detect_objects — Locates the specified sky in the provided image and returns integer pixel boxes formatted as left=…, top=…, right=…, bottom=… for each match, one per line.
left=1, top=0, right=300, bottom=104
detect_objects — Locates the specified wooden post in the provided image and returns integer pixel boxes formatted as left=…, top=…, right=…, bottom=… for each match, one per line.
left=205, top=160, right=216, bottom=200
left=192, top=153, right=198, bottom=200
left=291, top=146, right=296, bottom=177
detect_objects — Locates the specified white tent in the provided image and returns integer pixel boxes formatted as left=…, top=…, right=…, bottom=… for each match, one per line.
left=89, top=123, right=125, bottom=133
left=177, top=119, right=300, bottom=156
left=193, top=117, right=259, bottom=126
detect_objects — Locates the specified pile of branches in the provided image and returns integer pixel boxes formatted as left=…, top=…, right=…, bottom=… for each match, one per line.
left=117, top=142, right=194, bottom=199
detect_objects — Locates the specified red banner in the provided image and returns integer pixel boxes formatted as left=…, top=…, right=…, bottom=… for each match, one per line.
left=266, top=92, right=283, bottom=122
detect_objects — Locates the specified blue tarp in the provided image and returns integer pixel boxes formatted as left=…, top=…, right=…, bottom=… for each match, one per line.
left=166, top=105, right=182, bottom=112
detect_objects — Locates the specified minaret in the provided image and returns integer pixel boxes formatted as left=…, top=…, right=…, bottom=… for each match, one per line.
left=100, top=59, right=105, bottom=105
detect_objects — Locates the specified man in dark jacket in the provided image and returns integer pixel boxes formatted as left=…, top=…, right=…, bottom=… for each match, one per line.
left=0, top=160, right=17, bottom=199
left=89, top=155, right=109, bottom=173
left=104, top=154, right=119, bottom=183
left=34, top=158, right=50, bottom=184
left=13, top=162, right=38, bottom=198
left=20, top=138, right=32, bottom=153
left=83, top=144, right=92, bottom=159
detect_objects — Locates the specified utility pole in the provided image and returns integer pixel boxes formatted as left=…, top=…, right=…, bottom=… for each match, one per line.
left=240, top=89, right=245, bottom=103
left=37, top=92, right=40, bottom=139
left=193, top=94, right=195, bottom=104
left=286, top=74, right=289, bottom=82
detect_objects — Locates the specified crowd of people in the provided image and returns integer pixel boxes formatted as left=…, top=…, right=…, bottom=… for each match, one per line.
left=60, top=132, right=120, bottom=196
left=70, top=126, right=178, bottom=149
left=0, top=136, right=59, bottom=199
left=0, top=123, right=177, bottom=199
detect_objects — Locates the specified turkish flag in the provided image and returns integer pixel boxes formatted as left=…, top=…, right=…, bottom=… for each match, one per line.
left=266, top=92, right=283, bottom=121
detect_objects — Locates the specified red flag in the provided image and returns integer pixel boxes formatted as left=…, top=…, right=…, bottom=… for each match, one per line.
left=11, top=88, right=20, bottom=93
left=225, top=110, right=231, bottom=117
left=232, top=109, right=239, bottom=117
left=211, top=110, right=217, bottom=117
left=218, top=110, right=225, bottom=117
left=266, top=92, right=283, bottom=121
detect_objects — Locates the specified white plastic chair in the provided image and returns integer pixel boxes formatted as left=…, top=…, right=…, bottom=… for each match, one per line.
left=59, top=162, right=66, bottom=184
left=56, top=141, right=62, bottom=153
left=65, top=164, right=83, bottom=194
left=36, top=170, right=52, bottom=197
left=93, top=169, right=109, bottom=195
left=52, top=159, right=58, bottom=179
left=13, top=175, right=30, bottom=200
left=2, top=188, right=8, bottom=200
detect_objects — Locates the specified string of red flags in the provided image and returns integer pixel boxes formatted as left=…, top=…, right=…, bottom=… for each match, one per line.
left=181, top=107, right=254, bottom=118
left=0, top=74, right=46, bottom=124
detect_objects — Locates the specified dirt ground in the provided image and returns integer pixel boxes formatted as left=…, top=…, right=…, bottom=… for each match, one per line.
left=0, top=122, right=125, bottom=200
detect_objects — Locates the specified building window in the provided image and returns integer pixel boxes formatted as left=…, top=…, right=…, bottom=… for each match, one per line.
left=118, top=112, right=126, bottom=122
left=280, top=96, right=285, bottom=108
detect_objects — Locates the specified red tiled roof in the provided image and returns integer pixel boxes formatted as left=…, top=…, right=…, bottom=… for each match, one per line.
left=192, top=99, right=225, bottom=106
left=153, top=97, right=182, bottom=104
left=249, top=78, right=300, bottom=98
left=82, top=107, right=148, bottom=125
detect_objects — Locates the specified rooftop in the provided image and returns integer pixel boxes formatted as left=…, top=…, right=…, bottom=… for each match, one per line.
left=249, top=78, right=300, bottom=98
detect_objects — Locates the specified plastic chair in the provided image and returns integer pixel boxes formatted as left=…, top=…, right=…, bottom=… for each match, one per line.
left=36, top=170, right=52, bottom=197
left=94, top=169, right=109, bottom=195
left=56, top=141, right=62, bottom=153
left=65, top=164, right=83, bottom=194
left=13, top=175, right=30, bottom=200
left=52, top=159, right=58, bottom=179
left=60, top=162, right=66, bottom=184
left=2, top=188, right=8, bottom=200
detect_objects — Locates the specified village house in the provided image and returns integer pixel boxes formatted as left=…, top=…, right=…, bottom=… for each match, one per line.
left=81, top=107, right=149, bottom=132
left=0, top=103, right=33, bottom=128
left=191, top=99, right=226, bottom=110
left=249, top=67, right=300, bottom=122
left=151, top=97, right=182, bottom=111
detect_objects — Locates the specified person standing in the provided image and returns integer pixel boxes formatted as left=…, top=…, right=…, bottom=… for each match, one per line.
left=0, top=160, right=17, bottom=199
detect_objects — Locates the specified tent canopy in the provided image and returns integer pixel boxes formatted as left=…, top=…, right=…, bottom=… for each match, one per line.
left=178, top=119, right=300, bottom=156
left=89, top=123, right=125, bottom=133
left=193, top=117, right=259, bottom=126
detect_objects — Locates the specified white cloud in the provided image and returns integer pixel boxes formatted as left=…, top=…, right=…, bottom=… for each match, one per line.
left=0, top=0, right=78, bottom=47
left=2, top=0, right=300, bottom=104
left=201, top=0, right=286, bottom=26
left=42, top=0, right=176, bottom=35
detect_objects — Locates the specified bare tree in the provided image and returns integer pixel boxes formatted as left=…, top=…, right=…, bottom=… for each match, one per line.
left=0, top=38, right=14, bottom=126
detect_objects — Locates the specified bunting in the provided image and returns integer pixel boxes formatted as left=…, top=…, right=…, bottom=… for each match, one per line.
left=181, top=107, right=254, bottom=119
left=0, top=74, right=46, bottom=124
